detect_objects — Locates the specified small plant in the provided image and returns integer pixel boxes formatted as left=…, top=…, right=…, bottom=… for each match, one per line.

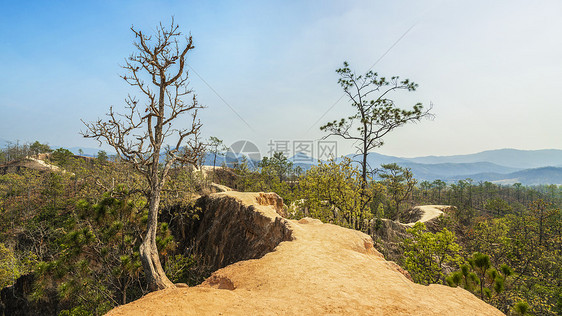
left=512, top=301, right=529, bottom=315
left=446, top=252, right=513, bottom=301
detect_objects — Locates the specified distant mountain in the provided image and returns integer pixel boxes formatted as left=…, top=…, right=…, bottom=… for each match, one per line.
left=399, top=162, right=520, bottom=181
left=454, top=167, right=562, bottom=186
left=67, top=147, right=114, bottom=157
left=356, top=152, right=410, bottom=167
left=5, top=138, right=562, bottom=185
left=340, top=150, right=562, bottom=184
left=402, top=148, right=562, bottom=169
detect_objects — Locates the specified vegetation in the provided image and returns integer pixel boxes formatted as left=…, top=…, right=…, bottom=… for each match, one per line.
left=3, top=138, right=562, bottom=314
left=82, top=20, right=203, bottom=291
left=295, top=157, right=378, bottom=230
left=0, top=42, right=559, bottom=316
left=0, top=140, right=53, bottom=163
left=320, top=61, right=432, bottom=184
left=0, top=152, right=204, bottom=314
left=403, top=222, right=462, bottom=285
left=211, top=155, right=562, bottom=315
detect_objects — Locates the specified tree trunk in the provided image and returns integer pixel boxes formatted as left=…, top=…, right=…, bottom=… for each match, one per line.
left=139, top=191, right=175, bottom=291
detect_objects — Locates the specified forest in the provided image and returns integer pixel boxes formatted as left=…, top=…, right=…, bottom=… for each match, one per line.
left=1, top=20, right=560, bottom=316
left=0, top=141, right=561, bottom=315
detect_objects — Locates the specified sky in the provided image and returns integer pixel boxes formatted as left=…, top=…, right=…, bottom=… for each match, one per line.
left=1, top=0, right=561, bottom=159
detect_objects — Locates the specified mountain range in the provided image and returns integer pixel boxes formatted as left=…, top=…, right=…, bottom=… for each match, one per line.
left=3, top=138, right=562, bottom=185
left=350, top=149, right=562, bottom=185
left=204, top=149, right=562, bottom=185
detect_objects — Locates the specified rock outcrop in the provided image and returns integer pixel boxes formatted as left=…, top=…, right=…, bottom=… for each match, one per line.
left=187, top=192, right=292, bottom=272
left=108, top=192, right=503, bottom=315
left=0, top=157, right=62, bottom=175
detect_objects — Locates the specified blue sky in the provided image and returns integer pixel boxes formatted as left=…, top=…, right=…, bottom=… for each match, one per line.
left=1, top=0, right=561, bottom=158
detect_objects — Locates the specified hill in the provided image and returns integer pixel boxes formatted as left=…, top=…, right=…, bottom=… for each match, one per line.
left=350, top=149, right=562, bottom=184
left=399, top=161, right=519, bottom=181
left=455, top=166, right=562, bottom=186
left=403, top=148, right=562, bottom=169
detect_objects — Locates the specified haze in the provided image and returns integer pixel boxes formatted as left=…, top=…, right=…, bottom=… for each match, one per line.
left=1, top=0, right=561, bottom=158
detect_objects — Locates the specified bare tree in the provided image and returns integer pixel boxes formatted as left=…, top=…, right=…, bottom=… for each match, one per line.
left=82, top=19, right=203, bottom=291
left=321, top=61, right=433, bottom=185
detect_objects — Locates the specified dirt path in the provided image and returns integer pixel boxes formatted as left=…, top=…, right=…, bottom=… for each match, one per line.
left=404, top=205, right=450, bottom=226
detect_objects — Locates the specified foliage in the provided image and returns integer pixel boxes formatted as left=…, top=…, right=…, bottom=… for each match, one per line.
left=320, top=61, right=431, bottom=183
left=50, top=148, right=74, bottom=166
left=30, top=141, right=53, bottom=156
left=206, top=136, right=227, bottom=182
left=227, top=153, right=297, bottom=205
left=96, top=150, right=109, bottom=163
left=0, top=155, right=206, bottom=314
left=403, top=222, right=463, bottom=284
left=0, top=243, right=37, bottom=288
left=379, top=163, right=416, bottom=220
left=0, top=140, right=52, bottom=163
left=259, top=152, right=294, bottom=182
left=484, top=198, right=512, bottom=216
left=512, top=301, right=530, bottom=315
left=295, top=157, right=382, bottom=230
left=447, top=252, right=513, bottom=302
left=82, top=19, right=204, bottom=291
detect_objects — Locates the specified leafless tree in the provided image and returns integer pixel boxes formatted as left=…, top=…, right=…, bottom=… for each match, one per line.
left=82, top=19, right=203, bottom=290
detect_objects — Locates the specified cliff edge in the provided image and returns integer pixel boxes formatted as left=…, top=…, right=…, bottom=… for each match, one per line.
left=107, top=191, right=503, bottom=316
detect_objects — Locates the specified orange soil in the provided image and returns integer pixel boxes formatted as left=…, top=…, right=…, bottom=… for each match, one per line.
left=107, top=192, right=503, bottom=316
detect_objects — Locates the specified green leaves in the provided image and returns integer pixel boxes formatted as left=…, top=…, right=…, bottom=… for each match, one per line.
left=403, top=222, right=463, bottom=285
left=295, top=157, right=376, bottom=230
left=447, top=252, right=513, bottom=303
left=513, top=301, right=530, bottom=315
left=0, top=243, right=37, bottom=288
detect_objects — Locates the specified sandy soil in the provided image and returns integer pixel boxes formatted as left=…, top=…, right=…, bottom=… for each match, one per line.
left=404, top=205, right=449, bottom=226
left=107, top=193, right=502, bottom=316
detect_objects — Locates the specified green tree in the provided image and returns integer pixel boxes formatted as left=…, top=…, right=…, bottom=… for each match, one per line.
left=320, top=61, right=432, bottom=185
left=530, top=199, right=555, bottom=247
left=36, top=193, right=140, bottom=313
left=0, top=243, right=36, bottom=288
left=431, top=179, right=447, bottom=203
left=403, top=222, right=463, bottom=284
left=447, top=252, right=513, bottom=302
left=83, top=20, right=204, bottom=290
left=512, top=301, right=530, bottom=315
left=97, top=150, right=109, bottom=164
left=419, top=180, right=432, bottom=201
left=296, top=157, right=376, bottom=230
left=51, top=148, right=74, bottom=166
left=29, top=141, right=52, bottom=156
left=446, top=263, right=479, bottom=292
left=485, top=198, right=512, bottom=216
left=259, top=152, right=294, bottom=182
left=379, top=163, right=416, bottom=221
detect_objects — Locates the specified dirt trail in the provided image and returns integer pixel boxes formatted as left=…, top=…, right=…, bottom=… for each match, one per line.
left=107, top=192, right=502, bottom=316
left=404, top=205, right=450, bottom=226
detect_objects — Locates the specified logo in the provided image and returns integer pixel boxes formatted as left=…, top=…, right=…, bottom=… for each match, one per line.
left=225, top=140, right=261, bottom=169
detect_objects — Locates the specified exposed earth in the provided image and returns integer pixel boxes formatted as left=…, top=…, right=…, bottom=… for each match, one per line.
left=107, top=191, right=502, bottom=316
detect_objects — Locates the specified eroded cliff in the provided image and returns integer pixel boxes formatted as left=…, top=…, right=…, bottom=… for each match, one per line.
left=108, top=191, right=503, bottom=316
